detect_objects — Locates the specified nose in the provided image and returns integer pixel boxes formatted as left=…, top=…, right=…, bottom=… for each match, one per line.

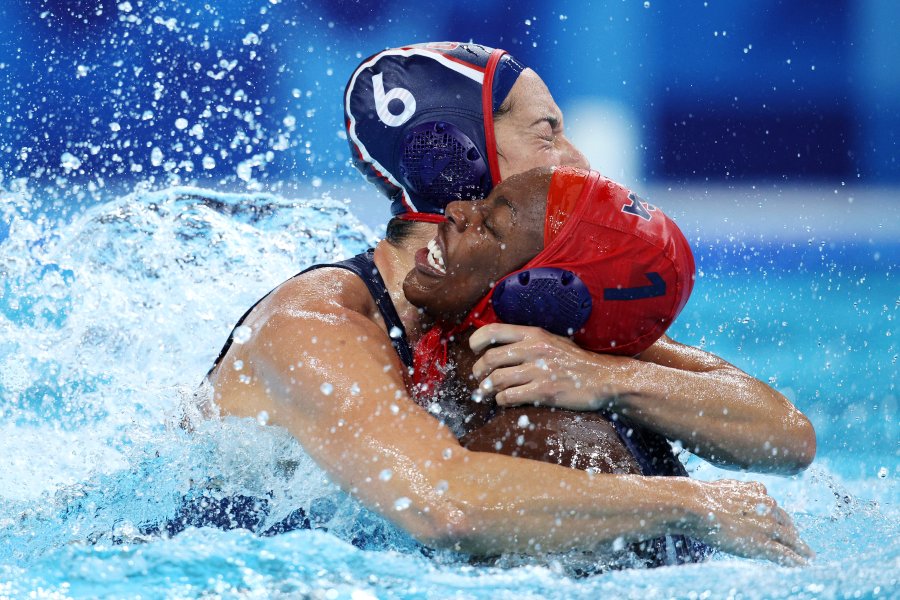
left=561, top=136, right=590, bottom=170
left=444, top=200, right=481, bottom=231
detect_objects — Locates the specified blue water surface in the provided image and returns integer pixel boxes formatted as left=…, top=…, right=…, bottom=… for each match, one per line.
left=0, top=184, right=896, bottom=599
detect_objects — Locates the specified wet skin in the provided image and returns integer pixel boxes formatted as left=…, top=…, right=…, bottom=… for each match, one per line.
left=493, top=69, right=590, bottom=180
left=202, top=60, right=814, bottom=564
left=403, top=168, right=643, bottom=476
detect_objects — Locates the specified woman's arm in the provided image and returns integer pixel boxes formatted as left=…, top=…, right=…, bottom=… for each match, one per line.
left=213, top=302, right=811, bottom=563
left=469, top=325, right=816, bottom=474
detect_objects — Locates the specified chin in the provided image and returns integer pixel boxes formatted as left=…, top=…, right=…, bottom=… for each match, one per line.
left=401, top=271, right=429, bottom=309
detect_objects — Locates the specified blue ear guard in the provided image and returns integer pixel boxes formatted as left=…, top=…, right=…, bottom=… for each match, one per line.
left=491, top=267, right=593, bottom=336
left=398, top=121, right=491, bottom=208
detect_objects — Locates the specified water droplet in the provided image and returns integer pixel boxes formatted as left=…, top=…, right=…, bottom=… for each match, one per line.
left=643, top=1, right=650, bottom=7
left=256, top=410, right=269, bottom=425
left=517, top=415, right=530, bottom=428
left=175, top=118, right=189, bottom=130
left=442, top=448, right=453, bottom=460
left=393, top=497, right=411, bottom=511
left=389, top=326, right=403, bottom=339
left=379, top=469, right=393, bottom=481
left=60, top=152, right=82, bottom=171
left=435, top=480, right=448, bottom=495
left=232, top=325, right=252, bottom=344
left=877, top=467, right=888, bottom=479
left=612, top=536, right=625, bottom=551
left=320, top=382, right=334, bottom=396
left=233, top=359, right=244, bottom=371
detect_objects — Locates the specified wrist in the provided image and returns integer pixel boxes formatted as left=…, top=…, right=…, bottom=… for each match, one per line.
left=588, top=354, right=644, bottom=412
left=669, top=478, right=713, bottom=536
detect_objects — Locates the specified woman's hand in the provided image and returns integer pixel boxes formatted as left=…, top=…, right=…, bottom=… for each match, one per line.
left=687, top=479, right=814, bottom=566
left=469, top=322, right=633, bottom=410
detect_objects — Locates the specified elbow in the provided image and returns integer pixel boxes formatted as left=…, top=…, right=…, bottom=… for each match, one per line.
left=774, top=413, right=817, bottom=475
left=790, top=414, right=817, bottom=472
left=402, top=502, right=477, bottom=552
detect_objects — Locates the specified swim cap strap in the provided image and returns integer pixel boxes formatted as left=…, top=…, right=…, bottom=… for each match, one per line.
left=482, top=49, right=507, bottom=186
left=412, top=326, right=449, bottom=393
left=396, top=212, right=448, bottom=224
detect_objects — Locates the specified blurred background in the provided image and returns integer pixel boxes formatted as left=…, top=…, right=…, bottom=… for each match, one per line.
left=1, top=0, right=897, bottom=228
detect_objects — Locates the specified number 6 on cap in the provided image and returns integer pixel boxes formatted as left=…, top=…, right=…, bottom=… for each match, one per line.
left=373, top=72, right=416, bottom=127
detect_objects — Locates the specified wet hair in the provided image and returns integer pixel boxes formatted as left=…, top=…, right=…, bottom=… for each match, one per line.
left=493, top=96, right=514, bottom=122
left=492, top=98, right=513, bottom=163
left=385, top=217, right=421, bottom=245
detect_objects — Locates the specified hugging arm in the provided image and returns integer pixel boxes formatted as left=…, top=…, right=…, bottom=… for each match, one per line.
left=470, top=325, right=816, bottom=475
left=213, top=302, right=810, bottom=563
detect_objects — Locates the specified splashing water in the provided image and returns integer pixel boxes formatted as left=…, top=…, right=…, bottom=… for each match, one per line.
left=0, top=182, right=896, bottom=599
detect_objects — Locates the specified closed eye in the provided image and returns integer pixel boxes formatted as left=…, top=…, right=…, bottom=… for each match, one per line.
left=484, top=218, right=499, bottom=238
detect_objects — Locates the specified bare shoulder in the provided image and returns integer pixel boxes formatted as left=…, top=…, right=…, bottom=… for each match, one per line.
left=262, top=265, right=377, bottom=321
left=209, top=265, right=398, bottom=418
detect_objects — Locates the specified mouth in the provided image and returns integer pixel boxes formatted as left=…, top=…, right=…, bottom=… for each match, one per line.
left=414, top=236, right=447, bottom=277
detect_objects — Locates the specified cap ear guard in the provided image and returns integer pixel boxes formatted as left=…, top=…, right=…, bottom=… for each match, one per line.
left=491, top=267, right=593, bottom=336
left=398, top=121, right=491, bottom=207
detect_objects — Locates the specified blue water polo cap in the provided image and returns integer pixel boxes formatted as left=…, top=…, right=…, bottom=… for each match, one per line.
left=345, top=42, right=526, bottom=221
left=492, top=267, right=594, bottom=337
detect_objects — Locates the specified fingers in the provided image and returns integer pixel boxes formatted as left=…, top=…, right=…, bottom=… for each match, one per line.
left=480, top=365, right=535, bottom=398
left=469, top=323, right=535, bottom=354
left=770, top=507, right=815, bottom=560
left=760, top=540, right=808, bottom=567
left=472, top=344, right=536, bottom=380
left=495, top=383, right=546, bottom=407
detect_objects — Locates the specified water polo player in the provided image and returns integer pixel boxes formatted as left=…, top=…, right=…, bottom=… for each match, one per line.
left=344, top=42, right=815, bottom=475
left=400, top=165, right=710, bottom=565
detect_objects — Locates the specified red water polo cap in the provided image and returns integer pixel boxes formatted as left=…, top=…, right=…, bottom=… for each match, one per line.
left=459, top=167, right=696, bottom=356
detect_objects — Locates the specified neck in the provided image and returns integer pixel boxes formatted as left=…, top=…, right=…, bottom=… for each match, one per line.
left=372, top=223, right=437, bottom=344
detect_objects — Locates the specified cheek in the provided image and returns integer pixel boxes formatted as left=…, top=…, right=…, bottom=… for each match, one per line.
left=498, top=145, right=561, bottom=179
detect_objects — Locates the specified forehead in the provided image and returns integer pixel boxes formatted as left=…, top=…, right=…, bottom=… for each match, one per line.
left=486, top=169, right=550, bottom=221
left=507, top=70, right=559, bottom=118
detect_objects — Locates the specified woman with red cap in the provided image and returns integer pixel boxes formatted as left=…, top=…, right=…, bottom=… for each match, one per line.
left=399, top=165, right=702, bottom=565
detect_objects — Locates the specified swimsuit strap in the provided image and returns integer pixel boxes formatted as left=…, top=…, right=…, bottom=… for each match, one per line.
left=208, top=250, right=413, bottom=378
left=301, top=249, right=413, bottom=370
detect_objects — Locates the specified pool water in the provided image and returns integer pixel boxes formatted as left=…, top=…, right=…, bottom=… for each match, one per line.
left=0, top=186, right=896, bottom=599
